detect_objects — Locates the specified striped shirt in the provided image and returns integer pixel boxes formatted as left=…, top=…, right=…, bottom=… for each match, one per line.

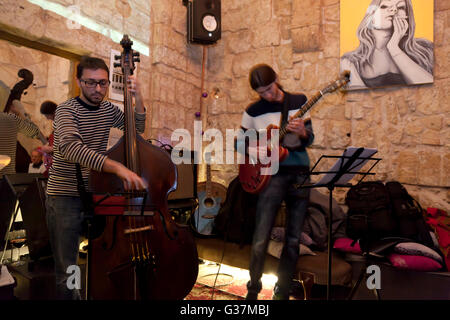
left=0, top=112, right=41, bottom=176
left=46, top=97, right=146, bottom=196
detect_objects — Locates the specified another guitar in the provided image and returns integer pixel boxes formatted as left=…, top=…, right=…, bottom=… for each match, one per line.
left=192, top=153, right=227, bottom=236
left=239, top=71, right=351, bottom=194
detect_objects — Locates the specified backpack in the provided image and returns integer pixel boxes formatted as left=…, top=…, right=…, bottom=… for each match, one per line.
left=345, top=180, right=436, bottom=250
left=345, top=181, right=398, bottom=243
left=385, top=181, right=435, bottom=249
left=213, top=177, right=259, bottom=246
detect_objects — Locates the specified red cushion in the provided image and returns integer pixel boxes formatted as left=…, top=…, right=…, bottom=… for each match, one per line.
left=388, top=253, right=442, bottom=271
left=333, top=237, right=362, bottom=254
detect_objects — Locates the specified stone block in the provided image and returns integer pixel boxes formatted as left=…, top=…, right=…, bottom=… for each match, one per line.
left=395, top=151, right=419, bottom=184
left=292, top=25, right=321, bottom=53
left=274, top=0, right=292, bottom=17
left=252, top=19, right=281, bottom=48
left=292, top=0, right=321, bottom=28
left=226, top=30, right=253, bottom=54
left=418, top=152, right=442, bottom=186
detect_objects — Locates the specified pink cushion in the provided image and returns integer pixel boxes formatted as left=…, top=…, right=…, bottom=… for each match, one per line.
left=388, top=253, right=442, bottom=271
left=333, top=237, right=362, bottom=254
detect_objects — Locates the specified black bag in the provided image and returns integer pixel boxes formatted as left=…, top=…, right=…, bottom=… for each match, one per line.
left=385, top=181, right=434, bottom=248
left=213, top=177, right=259, bottom=246
left=345, top=181, right=398, bottom=242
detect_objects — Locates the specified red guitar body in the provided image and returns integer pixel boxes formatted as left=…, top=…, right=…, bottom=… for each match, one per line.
left=239, top=124, right=289, bottom=194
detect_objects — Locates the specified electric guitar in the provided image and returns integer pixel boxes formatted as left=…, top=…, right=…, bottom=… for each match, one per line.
left=238, top=71, right=351, bottom=194
left=192, top=153, right=227, bottom=236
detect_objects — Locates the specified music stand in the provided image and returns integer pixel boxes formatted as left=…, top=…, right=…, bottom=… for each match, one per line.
left=0, top=174, right=45, bottom=265
left=298, top=147, right=380, bottom=300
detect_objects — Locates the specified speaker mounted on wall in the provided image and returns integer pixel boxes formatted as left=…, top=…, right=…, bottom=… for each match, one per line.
left=184, top=0, right=221, bottom=44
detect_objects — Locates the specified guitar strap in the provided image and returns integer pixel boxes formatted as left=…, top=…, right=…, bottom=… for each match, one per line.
left=280, top=93, right=301, bottom=150
left=280, top=92, right=290, bottom=127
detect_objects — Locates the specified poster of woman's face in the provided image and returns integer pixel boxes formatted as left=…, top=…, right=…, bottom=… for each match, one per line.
left=340, top=0, right=434, bottom=90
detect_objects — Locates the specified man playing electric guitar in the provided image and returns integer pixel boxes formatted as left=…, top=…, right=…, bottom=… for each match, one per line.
left=238, top=64, right=314, bottom=300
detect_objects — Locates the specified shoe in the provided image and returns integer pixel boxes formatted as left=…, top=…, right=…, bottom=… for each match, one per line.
left=272, top=284, right=289, bottom=300
left=245, top=279, right=261, bottom=300
left=272, top=292, right=289, bottom=300
left=245, top=292, right=258, bottom=300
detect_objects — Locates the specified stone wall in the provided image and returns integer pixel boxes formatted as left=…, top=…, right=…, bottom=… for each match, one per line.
left=0, top=40, right=71, bottom=153
left=152, top=0, right=449, bottom=210
left=0, top=0, right=448, bottom=210
left=0, top=0, right=153, bottom=140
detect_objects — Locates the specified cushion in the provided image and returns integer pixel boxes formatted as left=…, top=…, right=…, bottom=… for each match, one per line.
left=388, top=253, right=442, bottom=271
left=267, top=240, right=316, bottom=259
left=333, top=237, right=362, bottom=254
left=270, top=227, right=316, bottom=246
left=394, top=242, right=443, bottom=263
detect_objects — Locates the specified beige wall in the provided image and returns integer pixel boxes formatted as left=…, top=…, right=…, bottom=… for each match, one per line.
left=0, top=40, right=71, bottom=152
left=0, top=0, right=448, bottom=210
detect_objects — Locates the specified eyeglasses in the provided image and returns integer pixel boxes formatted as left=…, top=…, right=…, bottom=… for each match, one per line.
left=80, top=79, right=110, bottom=88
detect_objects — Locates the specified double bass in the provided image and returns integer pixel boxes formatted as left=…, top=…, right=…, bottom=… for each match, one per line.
left=4, top=69, right=46, bottom=172
left=88, top=35, right=198, bottom=300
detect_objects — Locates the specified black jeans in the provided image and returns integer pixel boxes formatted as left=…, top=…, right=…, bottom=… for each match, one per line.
left=247, top=172, right=310, bottom=297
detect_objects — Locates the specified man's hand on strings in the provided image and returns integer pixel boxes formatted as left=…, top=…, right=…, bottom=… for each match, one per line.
left=127, top=75, right=145, bottom=113
left=286, top=116, right=308, bottom=139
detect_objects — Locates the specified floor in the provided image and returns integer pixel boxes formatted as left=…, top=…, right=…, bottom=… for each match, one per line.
left=5, top=255, right=354, bottom=300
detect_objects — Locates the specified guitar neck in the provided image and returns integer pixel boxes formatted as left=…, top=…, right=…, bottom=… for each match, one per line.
left=205, top=163, right=212, bottom=197
left=279, top=91, right=323, bottom=140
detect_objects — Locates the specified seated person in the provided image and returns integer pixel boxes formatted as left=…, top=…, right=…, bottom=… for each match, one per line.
left=38, top=100, right=57, bottom=176
left=28, top=148, right=46, bottom=174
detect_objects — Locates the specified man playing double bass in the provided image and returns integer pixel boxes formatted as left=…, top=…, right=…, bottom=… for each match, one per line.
left=46, top=56, right=147, bottom=300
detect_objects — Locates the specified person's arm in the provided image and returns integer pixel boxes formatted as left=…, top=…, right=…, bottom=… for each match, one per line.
left=387, top=17, right=433, bottom=84
left=112, top=74, right=146, bottom=133
left=286, top=117, right=314, bottom=149
left=11, top=100, right=47, bottom=143
left=102, top=158, right=147, bottom=190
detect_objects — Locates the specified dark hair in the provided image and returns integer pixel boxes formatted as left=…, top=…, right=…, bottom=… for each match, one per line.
left=249, top=64, right=277, bottom=90
left=76, top=56, right=109, bottom=79
left=40, top=100, right=57, bottom=115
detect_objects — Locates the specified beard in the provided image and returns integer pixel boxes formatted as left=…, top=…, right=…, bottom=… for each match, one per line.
left=81, top=87, right=105, bottom=105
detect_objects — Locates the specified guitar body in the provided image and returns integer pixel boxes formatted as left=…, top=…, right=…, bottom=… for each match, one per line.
left=192, top=181, right=227, bottom=235
left=239, top=124, right=289, bottom=194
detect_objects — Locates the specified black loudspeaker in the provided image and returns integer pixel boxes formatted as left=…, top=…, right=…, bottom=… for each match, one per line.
left=168, top=150, right=198, bottom=202
left=186, top=0, right=221, bottom=44
left=18, top=178, right=52, bottom=262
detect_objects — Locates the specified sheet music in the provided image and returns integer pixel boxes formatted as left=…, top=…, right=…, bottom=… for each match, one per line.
left=314, top=147, right=378, bottom=186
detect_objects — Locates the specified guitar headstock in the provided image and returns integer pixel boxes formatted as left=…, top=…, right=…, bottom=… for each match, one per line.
left=113, top=35, right=140, bottom=76
left=321, top=70, right=351, bottom=95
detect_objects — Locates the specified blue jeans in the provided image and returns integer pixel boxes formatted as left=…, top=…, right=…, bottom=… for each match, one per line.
left=247, top=172, right=310, bottom=297
left=46, top=195, right=84, bottom=300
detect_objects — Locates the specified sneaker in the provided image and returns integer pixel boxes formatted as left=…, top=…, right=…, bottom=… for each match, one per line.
left=245, top=292, right=258, bottom=300
left=272, top=292, right=289, bottom=300
left=272, top=284, right=289, bottom=300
